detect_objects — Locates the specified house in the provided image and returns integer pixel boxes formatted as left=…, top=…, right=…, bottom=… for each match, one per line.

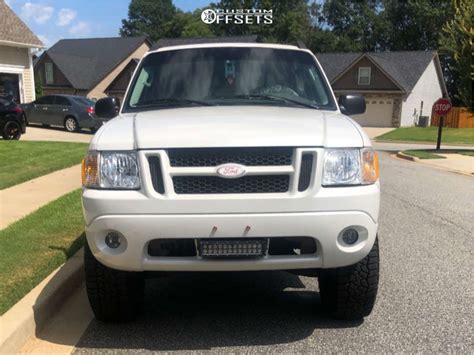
left=104, top=58, right=139, bottom=100
left=316, top=51, right=447, bottom=127
left=34, top=36, right=151, bottom=100
left=0, top=0, right=44, bottom=103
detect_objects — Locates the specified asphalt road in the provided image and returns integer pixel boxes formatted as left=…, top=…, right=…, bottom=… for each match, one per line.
left=71, top=150, right=473, bottom=353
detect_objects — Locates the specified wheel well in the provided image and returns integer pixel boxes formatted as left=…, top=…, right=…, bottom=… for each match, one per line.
left=4, top=118, right=20, bottom=126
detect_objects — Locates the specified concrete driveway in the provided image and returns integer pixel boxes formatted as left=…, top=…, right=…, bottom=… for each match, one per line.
left=362, top=127, right=395, bottom=139
left=22, top=125, right=93, bottom=143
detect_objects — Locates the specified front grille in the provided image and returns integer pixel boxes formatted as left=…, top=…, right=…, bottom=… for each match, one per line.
left=148, top=239, right=197, bottom=257
left=298, top=153, right=314, bottom=191
left=168, top=147, right=293, bottom=167
left=173, top=175, right=290, bottom=194
left=147, top=237, right=316, bottom=257
left=148, top=156, right=165, bottom=194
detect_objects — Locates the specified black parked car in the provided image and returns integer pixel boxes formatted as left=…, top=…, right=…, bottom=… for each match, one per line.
left=0, top=96, right=26, bottom=140
left=21, top=95, right=104, bottom=132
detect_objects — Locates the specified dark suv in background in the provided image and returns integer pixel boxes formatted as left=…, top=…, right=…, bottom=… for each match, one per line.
left=22, top=95, right=105, bottom=132
left=0, top=96, right=26, bottom=140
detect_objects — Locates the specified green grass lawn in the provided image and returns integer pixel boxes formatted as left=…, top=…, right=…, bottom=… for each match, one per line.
left=0, top=141, right=88, bottom=189
left=0, top=189, right=84, bottom=315
left=403, top=149, right=474, bottom=159
left=376, top=127, right=474, bottom=145
left=403, top=150, right=446, bottom=159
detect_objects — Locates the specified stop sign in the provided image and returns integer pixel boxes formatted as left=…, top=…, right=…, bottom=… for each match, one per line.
left=433, top=98, right=452, bottom=116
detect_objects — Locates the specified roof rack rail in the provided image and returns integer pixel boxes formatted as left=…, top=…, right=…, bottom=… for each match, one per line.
left=296, top=41, right=308, bottom=49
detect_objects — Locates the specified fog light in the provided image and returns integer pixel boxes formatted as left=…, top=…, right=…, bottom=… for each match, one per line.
left=342, top=228, right=359, bottom=245
left=105, top=232, right=122, bottom=249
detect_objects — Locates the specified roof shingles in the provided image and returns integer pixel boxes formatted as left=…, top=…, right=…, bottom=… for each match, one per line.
left=0, top=0, right=43, bottom=47
left=44, top=36, right=148, bottom=90
left=316, top=51, right=436, bottom=92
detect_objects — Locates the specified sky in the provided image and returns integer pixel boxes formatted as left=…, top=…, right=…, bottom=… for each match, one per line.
left=5, top=0, right=212, bottom=48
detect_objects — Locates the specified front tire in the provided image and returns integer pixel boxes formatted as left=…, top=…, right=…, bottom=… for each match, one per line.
left=84, top=242, right=144, bottom=322
left=64, top=117, right=79, bottom=132
left=2, top=121, right=22, bottom=140
left=319, top=237, right=379, bottom=320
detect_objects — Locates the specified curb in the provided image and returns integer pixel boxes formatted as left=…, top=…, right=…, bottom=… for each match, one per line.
left=0, top=248, right=84, bottom=354
left=395, top=152, right=473, bottom=177
left=396, top=152, right=419, bottom=162
left=375, top=139, right=474, bottom=147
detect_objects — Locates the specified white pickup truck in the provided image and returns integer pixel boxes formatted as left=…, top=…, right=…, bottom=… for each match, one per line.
left=81, top=42, right=380, bottom=322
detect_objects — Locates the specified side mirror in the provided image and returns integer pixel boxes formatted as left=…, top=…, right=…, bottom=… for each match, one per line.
left=338, top=95, right=366, bottom=116
left=95, top=97, right=120, bottom=119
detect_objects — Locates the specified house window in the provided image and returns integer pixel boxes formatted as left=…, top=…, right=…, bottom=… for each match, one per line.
left=358, top=67, right=371, bottom=85
left=45, top=62, right=54, bottom=84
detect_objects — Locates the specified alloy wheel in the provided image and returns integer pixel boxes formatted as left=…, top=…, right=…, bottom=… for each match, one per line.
left=65, top=118, right=78, bottom=132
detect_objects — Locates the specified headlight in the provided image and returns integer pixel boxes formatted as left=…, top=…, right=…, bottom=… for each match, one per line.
left=82, top=151, right=140, bottom=189
left=322, top=148, right=379, bottom=186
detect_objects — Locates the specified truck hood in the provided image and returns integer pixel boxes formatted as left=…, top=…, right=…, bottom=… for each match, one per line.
left=91, top=106, right=366, bottom=150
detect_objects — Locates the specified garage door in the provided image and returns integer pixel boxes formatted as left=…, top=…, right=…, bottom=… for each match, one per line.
left=0, top=73, right=20, bottom=103
left=352, top=98, right=394, bottom=127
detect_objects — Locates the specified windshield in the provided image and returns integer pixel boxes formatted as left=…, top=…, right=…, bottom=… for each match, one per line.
left=123, top=47, right=336, bottom=112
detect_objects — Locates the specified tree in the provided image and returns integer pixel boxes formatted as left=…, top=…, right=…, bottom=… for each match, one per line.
left=208, top=0, right=257, bottom=37
left=120, top=0, right=178, bottom=41
left=35, top=74, right=43, bottom=98
left=382, top=0, right=453, bottom=51
left=321, top=0, right=386, bottom=52
left=208, top=0, right=313, bottom=44
left=175, top=9, right=214, bottom=38
left=439, top=0, right=473, bottom=109
left=258, top=0, right=313, bottom=43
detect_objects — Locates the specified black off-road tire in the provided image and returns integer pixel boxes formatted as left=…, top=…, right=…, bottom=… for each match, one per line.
left=319, top=237, right=379, bottom=320
left=2, top=120, right=22, bottom=140
left=84, top=242, right=144, bottom=322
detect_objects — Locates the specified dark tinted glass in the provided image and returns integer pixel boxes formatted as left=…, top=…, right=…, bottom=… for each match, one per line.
left=73, top=97, right=94, bottom=106
left=124, top=47, right=336, bottom=112
left=55, top=96, right=71, bottom=106
left=36, top=96, right=55, bottom=105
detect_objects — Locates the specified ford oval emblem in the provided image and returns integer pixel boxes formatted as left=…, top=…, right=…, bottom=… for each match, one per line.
left=216, top=164, right=246, bottom=179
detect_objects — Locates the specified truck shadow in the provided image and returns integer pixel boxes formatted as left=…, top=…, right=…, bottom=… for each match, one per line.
left=73, top=271, right=363, bottom=352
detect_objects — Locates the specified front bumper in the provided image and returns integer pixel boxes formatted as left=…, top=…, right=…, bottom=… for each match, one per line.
left=85, top=211, right=377, bottom=272
left=83, top=147, right=380, bottom=272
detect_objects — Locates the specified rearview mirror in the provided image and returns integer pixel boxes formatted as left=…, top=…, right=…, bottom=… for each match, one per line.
left=338, top=95, right=366, bottom=116
left=95, top=97, right=120, bottom=119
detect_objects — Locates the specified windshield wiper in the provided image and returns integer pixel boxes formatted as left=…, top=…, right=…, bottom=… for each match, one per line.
left=233, top=94, right=320, bottom=109
left=137, top=97, right=214, bottom=108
